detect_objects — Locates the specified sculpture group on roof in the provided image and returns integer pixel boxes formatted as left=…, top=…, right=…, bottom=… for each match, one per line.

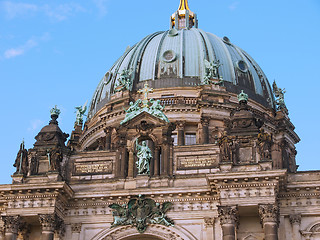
left=121, top=83, right=169, bottom=125
left=75, top=100, right=87, bottom=125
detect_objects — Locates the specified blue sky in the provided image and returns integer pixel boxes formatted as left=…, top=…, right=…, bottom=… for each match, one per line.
left=0, top=0, right=319, bottom=184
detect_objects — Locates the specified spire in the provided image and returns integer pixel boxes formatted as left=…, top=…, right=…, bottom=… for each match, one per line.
left=171, top=0, right=198, bottom=30
left=179, top=0, right=190, bottom=11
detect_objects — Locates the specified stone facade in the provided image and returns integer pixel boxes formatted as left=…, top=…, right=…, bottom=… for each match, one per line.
left=1, top=1, right=319, bottom=240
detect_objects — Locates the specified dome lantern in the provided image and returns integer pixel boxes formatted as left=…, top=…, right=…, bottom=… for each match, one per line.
left=171, top=0, right=198, bottom=29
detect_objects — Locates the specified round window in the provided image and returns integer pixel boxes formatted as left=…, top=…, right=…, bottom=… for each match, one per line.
left=237, top=60, right=248, bottom=72
left=162, top=50, right=177, bottom=63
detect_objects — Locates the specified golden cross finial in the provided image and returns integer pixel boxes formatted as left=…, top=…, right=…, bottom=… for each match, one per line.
left=138, top=83, right=154, bottom=108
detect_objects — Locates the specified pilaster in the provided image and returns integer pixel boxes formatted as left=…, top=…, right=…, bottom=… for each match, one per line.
left=289, top=214, right=301, bottom=240
left=259, top=204, right=279, bottom=240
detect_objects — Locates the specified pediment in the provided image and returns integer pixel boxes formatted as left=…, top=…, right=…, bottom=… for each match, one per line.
left=121, top=111, right=169, bottom=129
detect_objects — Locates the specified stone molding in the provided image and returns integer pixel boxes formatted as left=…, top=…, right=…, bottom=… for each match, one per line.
left=218, top=205, right=239, bottom=226
left=1, top=215, right=21, bottom=234
left=258, top=204, right=279, bottom=226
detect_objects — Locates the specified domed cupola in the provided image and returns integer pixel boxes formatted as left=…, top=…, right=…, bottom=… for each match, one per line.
left=88, top=0, right=275, bottom=118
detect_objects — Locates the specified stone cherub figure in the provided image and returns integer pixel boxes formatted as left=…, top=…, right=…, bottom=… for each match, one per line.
left=135, top=139, right=152, bottom=175
left=75, top=100, right=87, bottom=125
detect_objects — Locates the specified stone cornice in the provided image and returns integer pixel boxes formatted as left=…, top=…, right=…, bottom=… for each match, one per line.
left=207, top=169, right=287, bottom=183
left=67, top=196, right=218, bottom=209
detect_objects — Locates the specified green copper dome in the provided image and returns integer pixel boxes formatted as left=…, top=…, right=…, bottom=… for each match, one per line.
left=88, top=28, right=275, bottom=118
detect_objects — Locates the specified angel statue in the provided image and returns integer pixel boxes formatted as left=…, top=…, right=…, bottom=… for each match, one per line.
left=272, top=81, right=287, bottom=111
left=120, top=99, right=142, bottom=125
left=203, top=59, right=223, bottom=85
left=135, top=139, right=152, bottom=175
left=115, top=68, right=133, bottom=92
left=149, top=99, right=169, bottom=122
left=75, top=100, right=87, bottom=125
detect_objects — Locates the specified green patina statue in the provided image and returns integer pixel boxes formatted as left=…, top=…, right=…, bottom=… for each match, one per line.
left=75, top=100, right=87, bottom=125
left=115, top=69, right=133, bottom=92
left=149, top=99, right=169, bottom=122
left=203, top=59, right=224, bottom=85
left=109, top=195, right=174, bottom=233
left=272, top=81, right=287, bottom=112
left=50, top=105, right=61, bottom=117
left=120, top=83, right=170, bottom=124
left=135, top=139, right=152, bottom=175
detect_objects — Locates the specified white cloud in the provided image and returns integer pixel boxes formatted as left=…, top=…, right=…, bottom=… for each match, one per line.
left=229, top=1, right=240, bottom=11
left=28, top=119, right=44, bottom=132
left=2, top=1, right=38, bottom=19
left=42, top=3, right=85, bottom=21
left=3, top=33, right=50, bottom=59
left=93, top=0, right=108, bottom=17
left=1, top=1, right=85, bottom=21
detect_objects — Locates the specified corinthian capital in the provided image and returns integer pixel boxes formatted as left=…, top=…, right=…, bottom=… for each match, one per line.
left=218, top=205, right=239, bottom=226
left=38, top=214, right=63, bottom=233
left=259, top=204, right=279, bottom=226
left=2, top=215, right=21, bottom=234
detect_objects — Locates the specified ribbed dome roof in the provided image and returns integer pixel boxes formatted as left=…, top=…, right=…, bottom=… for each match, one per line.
left=88, top=28, right=275, bottom=118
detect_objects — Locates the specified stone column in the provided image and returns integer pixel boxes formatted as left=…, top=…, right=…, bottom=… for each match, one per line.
left=39, top=214, right=56, bottom=240
left=71, top=223, right=81, bottom=240
left=161, top=144, right=169, bottom=176
left=177, top=121, right=185, bottom=146
left=117, top=135, right=127, bottom=178
left=104, top=127, right=112, bottom=150
left=127, top=149, right=135, bottom=178
left=204, top=217, right=215, bottom=240
left=218, top=206, right=239, bottom=240
left=153, top=147, right=160, bottom=176
left=259, top=204, right=279, bottom=240
left=200, top=117, right=210, bottom=144
left=2, top=216, right=21, bottom=240
left=290, top=214, right=301, bottom=240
